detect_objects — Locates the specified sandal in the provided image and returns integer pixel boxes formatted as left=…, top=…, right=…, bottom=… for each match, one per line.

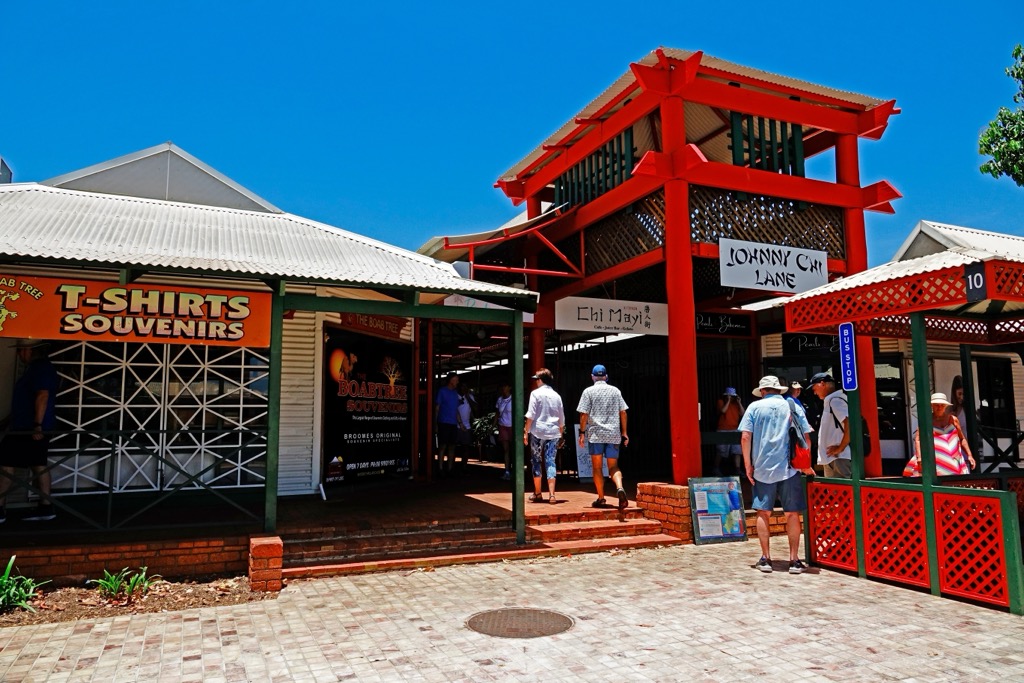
left=548, top=494, right=557, bottom=505
left=530, top=493, right=544, bottom=503
left=592, top=498, right=610, bottom=508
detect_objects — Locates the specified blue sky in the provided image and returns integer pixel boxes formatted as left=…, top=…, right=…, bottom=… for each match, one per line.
left=3, top=3, right=1024, bottom=266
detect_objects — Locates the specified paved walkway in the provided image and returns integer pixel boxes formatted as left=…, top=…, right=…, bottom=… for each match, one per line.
left=2, top=537, right=1023, bottom=682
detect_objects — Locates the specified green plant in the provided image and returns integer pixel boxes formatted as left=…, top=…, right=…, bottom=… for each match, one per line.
left=90, top=566, right=161, bottom=603
left=0, top=555, right=48, bottom=613
left=473, top=412, right=497, bottom=445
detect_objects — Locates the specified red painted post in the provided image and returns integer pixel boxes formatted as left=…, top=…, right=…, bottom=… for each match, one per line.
left=662, top=96, right=702, bottom=484
left=836, top=133, right=881, bottom=477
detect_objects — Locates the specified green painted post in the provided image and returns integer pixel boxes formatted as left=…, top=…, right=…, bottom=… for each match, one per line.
left=264, top=281, right=285, bottom=533
left=849, top=388, right=866, bottom=577
left=911, top=312, right=941, bottom=595
left=730, top=112, right=744, bottom=167
left=512, top=311, right=525, bottom=543
left=792, top=125, right=805, bottom=177
left=780, top=121, right=791, bottom=173
left=998, top=490, right=1024, bottom=614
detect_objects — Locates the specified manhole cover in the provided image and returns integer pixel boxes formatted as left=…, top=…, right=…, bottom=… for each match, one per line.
left=466, top=608, right=574, bottom=638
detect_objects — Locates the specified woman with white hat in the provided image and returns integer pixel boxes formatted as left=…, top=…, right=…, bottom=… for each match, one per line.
left=904, top=392, right=976, bottom=477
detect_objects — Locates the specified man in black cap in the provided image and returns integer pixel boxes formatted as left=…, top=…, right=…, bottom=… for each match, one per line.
left=0, top=339, right=59, bottom=523
left=576, top=364, right=630, bottom=509
left=809, top=372, right=851, bottom=478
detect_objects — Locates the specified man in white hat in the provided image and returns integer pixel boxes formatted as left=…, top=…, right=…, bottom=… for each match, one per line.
left=739, top=375, right=811, bottom=574
left=0, top=339, right=59, bottom=523
left=715, top=387, right=744, bottom=475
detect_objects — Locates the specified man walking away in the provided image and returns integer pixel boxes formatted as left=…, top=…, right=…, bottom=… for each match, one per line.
left=576, top=364, right=630, bottom=510
left=739, top=375, right=811, bottom=574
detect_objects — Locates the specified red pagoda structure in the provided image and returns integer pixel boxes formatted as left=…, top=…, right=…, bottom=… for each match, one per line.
left=424, top=48, right=900, bottom=484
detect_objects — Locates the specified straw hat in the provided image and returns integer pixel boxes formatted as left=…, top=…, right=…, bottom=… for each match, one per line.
left=930, top=392, right=953, bottom=406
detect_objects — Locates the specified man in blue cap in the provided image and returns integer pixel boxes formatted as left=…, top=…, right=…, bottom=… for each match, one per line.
left=576, top=364, right=630, bottom=509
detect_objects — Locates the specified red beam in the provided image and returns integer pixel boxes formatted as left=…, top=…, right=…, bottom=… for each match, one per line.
left=629, top=51, right=702, bottom=96
left=542, top=174, right=665, bottom=246
left=638, top=146, right=900, bottom=212
left=472, top=263, right=582, bottom=279
left=516, top=89, right=664, bottom=200
left=510, top=84, right=642, bottom=184
left=543, top=249, right=665, bottom=303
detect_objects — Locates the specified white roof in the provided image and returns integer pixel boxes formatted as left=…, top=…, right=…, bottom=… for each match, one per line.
left=501, top=47, right=888, bottom=182
left=0, top=182, right=534, bottom=303
left=785, top=221, right=1024, bottom=313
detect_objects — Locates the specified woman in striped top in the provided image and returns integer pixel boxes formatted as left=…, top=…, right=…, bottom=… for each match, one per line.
left=905, top=392, right=977, bottom=477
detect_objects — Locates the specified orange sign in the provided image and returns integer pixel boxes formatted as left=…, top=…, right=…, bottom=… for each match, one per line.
left=0, top=274, right=272, bottom=347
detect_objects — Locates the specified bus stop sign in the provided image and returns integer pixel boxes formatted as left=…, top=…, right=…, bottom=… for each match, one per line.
left=838, top=322, right=857, bottom=391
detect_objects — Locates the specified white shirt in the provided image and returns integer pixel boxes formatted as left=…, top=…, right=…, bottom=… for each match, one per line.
left=525, top=383, right=565, bottom=440
left=819, top=389, right=851, bottom=464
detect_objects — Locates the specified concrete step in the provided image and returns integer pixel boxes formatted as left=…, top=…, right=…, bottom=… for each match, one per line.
left=281, top=533, right=686, bottom=579
left=526, top=518, right=663, bottom=543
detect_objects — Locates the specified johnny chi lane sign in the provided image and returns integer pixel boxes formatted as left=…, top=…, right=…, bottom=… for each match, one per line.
left=719, top=238, right=828, bottom=294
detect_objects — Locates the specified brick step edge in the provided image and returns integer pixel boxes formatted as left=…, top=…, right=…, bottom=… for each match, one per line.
left=279, top=518, right=512, bottom=541
left=281, top=534, right=685, bottom=579
left=522, top=508, right=647, bottom=525
left=527, top=518, right=663, bottom=543
left=286, top=530, right=518, bottom=563
left=282, top=525, right=513, bottom=547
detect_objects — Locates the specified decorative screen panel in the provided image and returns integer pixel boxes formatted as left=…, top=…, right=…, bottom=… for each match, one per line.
left=47, top=340, right=267, bottom=495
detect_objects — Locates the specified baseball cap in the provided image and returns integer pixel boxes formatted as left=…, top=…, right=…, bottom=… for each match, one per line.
left=591, top=364, right=608, bottom=377
left=808, top=372, right=835, bottom=385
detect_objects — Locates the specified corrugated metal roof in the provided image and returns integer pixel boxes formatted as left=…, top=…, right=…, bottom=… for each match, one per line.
left=788, top=221, right=1024, bottom=306
left=500, top=47, right=889, bottom=183
left=893, top=219, right=1024, bottom=261
left=0, top=183, right=534, bottom=302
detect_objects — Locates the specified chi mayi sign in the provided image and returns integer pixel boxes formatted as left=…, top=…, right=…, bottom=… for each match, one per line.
left=718, top=238, right=827, bottom=294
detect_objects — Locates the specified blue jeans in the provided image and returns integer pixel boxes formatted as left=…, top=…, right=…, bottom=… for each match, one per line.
left=529, top=434, right=558, bottom=480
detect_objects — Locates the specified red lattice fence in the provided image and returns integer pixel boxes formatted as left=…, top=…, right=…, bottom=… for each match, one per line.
left=861, top=487, right=930, bottom=587
left=934, top=493, right=1010, bottom=607
left=807, top=482, right=857, bottom=571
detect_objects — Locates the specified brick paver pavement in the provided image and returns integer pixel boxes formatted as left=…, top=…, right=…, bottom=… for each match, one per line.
left=2, top=536, right=1023, bottom=682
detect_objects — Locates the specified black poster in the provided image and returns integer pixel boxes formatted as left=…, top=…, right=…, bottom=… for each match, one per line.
left=782, top=333, right=839, bottom=357
left=322, top=327, right=412, bottom=484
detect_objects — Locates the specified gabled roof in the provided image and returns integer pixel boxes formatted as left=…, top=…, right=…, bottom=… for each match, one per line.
left=783, top=221, right=1024, bottom=342
left=500, top=47, right=889, bottom=183
left=0, top=183, right=536, bottom=308
left=42, top=142, right=281, bottom=213
left=892, top=220, right=1024, bottom=262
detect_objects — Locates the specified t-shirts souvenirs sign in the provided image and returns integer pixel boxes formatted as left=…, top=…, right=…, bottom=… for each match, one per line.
left=0, top=274, right=271, bottom=347
left=719, top=238, right=828, bottom=294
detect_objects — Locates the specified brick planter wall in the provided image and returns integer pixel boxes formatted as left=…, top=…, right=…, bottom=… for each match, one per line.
left=637, top=482, right=798, bottom=543
left=5, top=536, right=249, bottom=586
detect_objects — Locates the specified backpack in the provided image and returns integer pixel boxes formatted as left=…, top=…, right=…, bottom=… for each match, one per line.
left=829, top=397, right=872, bottom=456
